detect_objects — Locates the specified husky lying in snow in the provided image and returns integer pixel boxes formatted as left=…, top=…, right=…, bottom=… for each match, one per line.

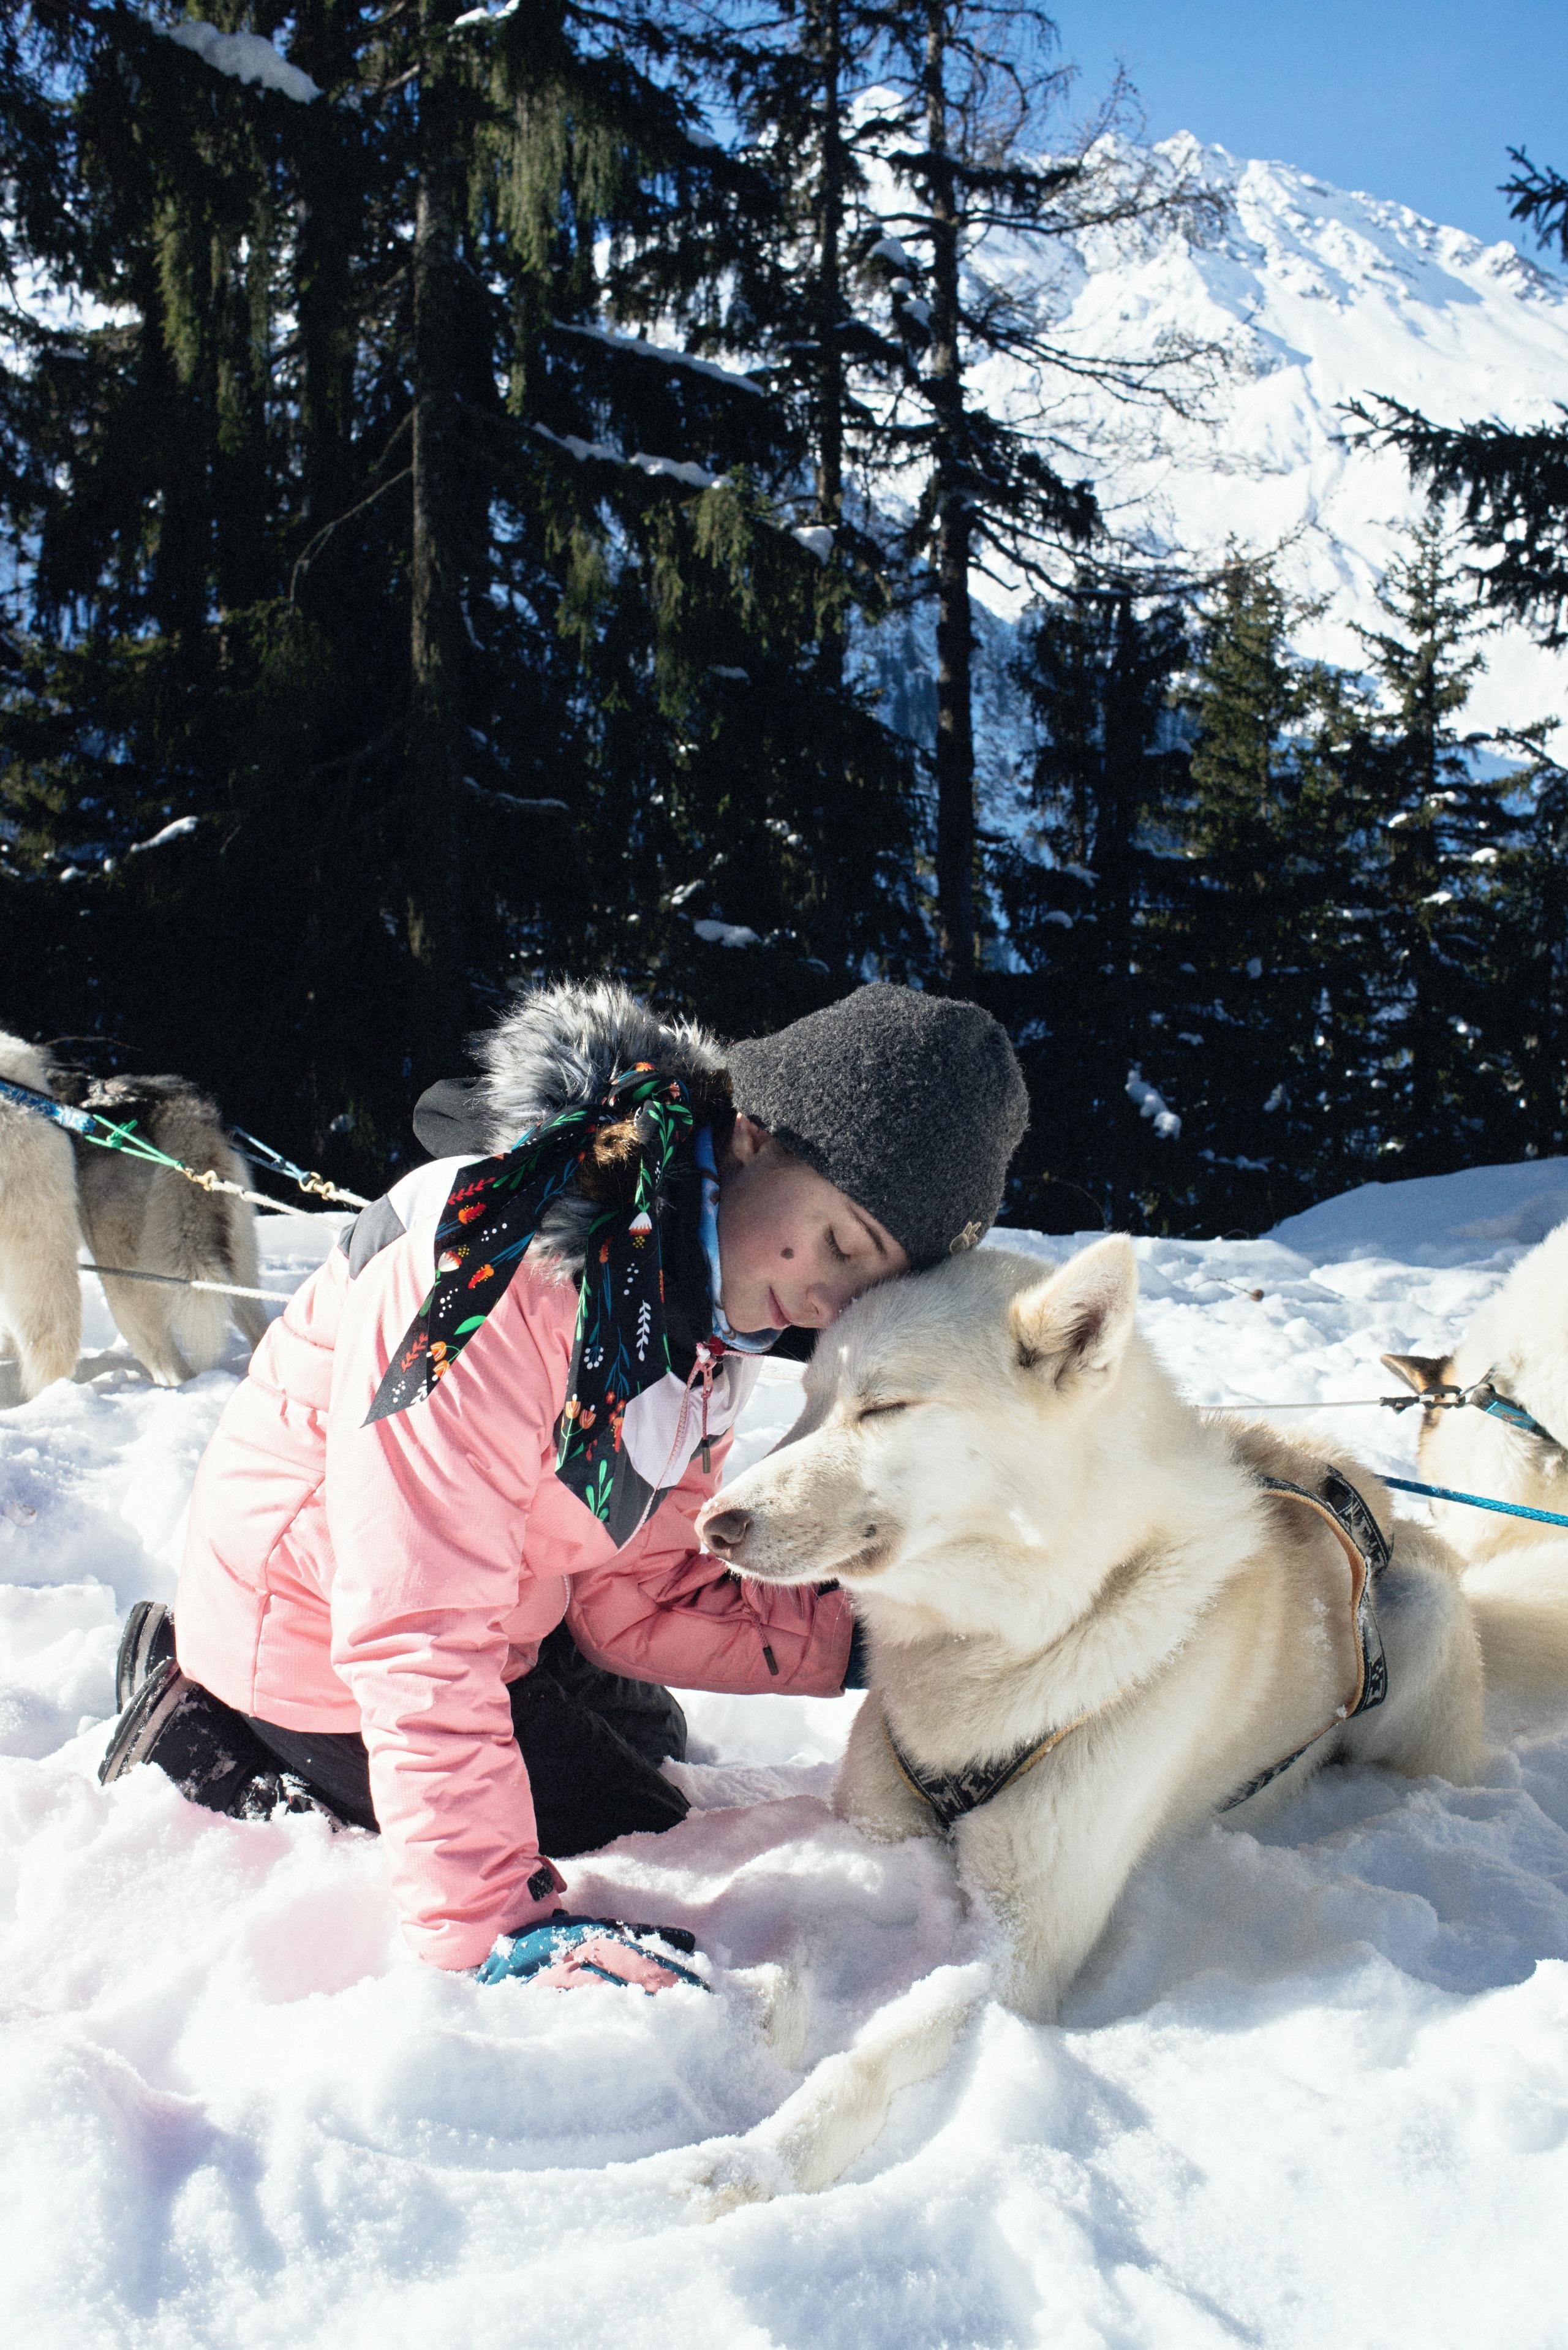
left=686, top=1237, right=1568, bottom=2207
left=0, top=1031, right=266, bottom=1396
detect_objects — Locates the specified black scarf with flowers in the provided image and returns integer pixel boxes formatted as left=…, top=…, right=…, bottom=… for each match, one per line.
left=366, top=1064, right=701, bottom=1525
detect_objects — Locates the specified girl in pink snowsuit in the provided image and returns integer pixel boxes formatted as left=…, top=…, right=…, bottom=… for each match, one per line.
left=102, top=982, right=1027, bottom=1981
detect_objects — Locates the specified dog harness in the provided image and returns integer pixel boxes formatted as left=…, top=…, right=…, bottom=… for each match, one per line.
left=885, top=1709, right=1093, bottom=1835
left=884, top=1462, right=1391, bottom=1835
left=1216, top=1464, right=1389, bottom=1810
left=1385, top=1364, right=1563, bottom=1451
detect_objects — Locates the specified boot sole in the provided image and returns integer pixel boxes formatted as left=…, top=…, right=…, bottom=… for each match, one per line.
left=99, top=1660, right=191, bottom=1787
left=114, top=1600, right=176, bottom=1713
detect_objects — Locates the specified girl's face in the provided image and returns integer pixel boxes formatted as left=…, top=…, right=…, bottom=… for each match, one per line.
left=716, top=1115, right=910, bottom=1334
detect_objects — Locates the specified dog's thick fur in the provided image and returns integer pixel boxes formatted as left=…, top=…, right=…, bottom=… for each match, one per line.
left=687, top=1238, right=1566, bottom=2207
left=0, top=1034, right=266, bottom=1393
left=1384, top=1217, right=1568, bottom=1562
left=0, top=1033, right=83, bottom=1397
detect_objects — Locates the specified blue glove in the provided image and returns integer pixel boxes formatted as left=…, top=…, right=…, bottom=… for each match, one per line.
left=475, top=1912, right=708, bottom=1993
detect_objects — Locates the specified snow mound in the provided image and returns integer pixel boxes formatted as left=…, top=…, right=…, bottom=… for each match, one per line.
left=1269, top=1155, right=1568, bottom=1265
left=3, top=1172, right=1568, bottom=2344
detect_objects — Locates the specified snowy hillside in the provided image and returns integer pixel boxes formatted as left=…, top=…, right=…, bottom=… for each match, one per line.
left=3, top=1173, right=1568, bottom=2347
left=978, top=135, right=1568, bottom=739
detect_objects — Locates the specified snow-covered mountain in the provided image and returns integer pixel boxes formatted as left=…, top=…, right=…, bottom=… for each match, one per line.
left=979, top=135, right=1568, bottom=739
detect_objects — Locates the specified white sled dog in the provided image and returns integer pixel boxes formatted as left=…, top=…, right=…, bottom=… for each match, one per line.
left=1384, top=1215, right=1568, bottom=1561
left=1382, top=1218, right=1568, bottom=1693
left=0, top=1032, right=267, bottom=1394
left=688, top=1237, right=1568, bottom=2207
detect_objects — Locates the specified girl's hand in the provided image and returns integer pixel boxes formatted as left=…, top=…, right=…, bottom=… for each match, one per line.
left=475, top=1913, right=707, bottom=1993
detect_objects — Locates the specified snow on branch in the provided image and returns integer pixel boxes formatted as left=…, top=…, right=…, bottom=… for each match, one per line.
left=551, top=320, right=766, bottom=399
left=161, top=21, right=322, bottom=103
left=1126, top=1066, right=1181, bottom=1140
left=129, top=815, right=199, bottom=854
left=635, top=453, right=723, bottom=490
left=533, top=423, right=726, bottom=491
left=693, top=918, right=761, bottom=948
left=533, top=425, right=834, bottom=562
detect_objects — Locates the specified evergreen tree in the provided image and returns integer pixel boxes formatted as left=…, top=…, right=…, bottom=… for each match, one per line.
left=992, top=574, right=1189, bottom=1228
left=0, top=0, right=925, bottom=1181
left=851, top=3, right=1213, bottom=986
left=1487, top=736, right=1568, bottom=1158
left=1351, top=512, right=1513, bottom=1173
left=1353, top=151, right=1568, bottom=643
left=1146, top=557, right=1373, bottom=1228
left=707, top=0, right=907, bottom=683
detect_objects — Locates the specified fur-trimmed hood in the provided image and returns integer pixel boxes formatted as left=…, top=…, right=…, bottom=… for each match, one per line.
left=412, top=981, right=729, bottom=1279
left=475, top=981, right=727, bottom=1151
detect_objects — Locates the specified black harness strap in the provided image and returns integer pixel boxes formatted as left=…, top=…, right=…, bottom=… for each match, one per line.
left=1217, top=1464, right=1389, bottom=1812
left=885, top=1710, right=1089, bottom=1836
left=885, top=1462, right=1392, bottom=1837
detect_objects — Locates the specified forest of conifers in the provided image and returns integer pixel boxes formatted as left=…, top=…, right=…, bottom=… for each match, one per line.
left=4, top=1, right=1568, bottom=1234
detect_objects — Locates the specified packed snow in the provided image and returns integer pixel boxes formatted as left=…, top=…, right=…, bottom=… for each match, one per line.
left=3, top=1163, right=1568, bottom=2347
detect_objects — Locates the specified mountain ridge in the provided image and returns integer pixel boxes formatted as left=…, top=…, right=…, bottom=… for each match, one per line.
left=973, top=132, right=1568, bottom=739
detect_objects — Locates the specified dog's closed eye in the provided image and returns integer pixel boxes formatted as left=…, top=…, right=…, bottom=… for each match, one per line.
left=858, top=1399, right=911, bottom=1421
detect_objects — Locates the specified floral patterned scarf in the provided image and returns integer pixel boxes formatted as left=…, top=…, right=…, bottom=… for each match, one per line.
left=366, top=1064, right=711, bottom=1528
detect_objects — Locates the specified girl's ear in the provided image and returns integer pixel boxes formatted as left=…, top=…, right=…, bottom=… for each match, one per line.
left=727, top=1113, right=771, bottom=1168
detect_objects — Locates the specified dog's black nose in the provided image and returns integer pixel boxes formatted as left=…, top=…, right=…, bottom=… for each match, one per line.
left=701, top=1506, right=752, bottom=1559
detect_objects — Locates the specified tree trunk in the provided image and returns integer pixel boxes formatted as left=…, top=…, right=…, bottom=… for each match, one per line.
left=1096, top=594, right=1139, bottom=1216
left=810, top=0, right=846, bottom=689
left=924, top=0, right=975, bottom=989
left=407, top=0, right=467, bottom=1073
left=292, top=0, right=358, bottom=550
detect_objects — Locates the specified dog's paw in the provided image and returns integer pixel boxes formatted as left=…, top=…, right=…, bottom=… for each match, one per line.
left=671, top=2138, right=786, bottom=2220
left=730, top=1959, right=809, bottom=2071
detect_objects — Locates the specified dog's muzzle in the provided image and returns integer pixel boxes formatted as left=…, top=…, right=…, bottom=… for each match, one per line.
left=699, top=1505, right=752, bottom=1562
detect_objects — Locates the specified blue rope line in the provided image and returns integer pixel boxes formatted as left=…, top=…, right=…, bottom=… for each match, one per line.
left=1382, top=1475, right=1568, bottom=1530
left=232, top=1125, right=368, bottom=1208
left=0, top=1071, right=172, bottom=1163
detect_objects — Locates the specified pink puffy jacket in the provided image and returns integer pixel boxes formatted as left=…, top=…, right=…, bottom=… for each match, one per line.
left=176, top=1156, right=853, bottom=1969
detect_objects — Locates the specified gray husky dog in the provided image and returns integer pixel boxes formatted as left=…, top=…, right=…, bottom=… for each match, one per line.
left=0, top=1030, right=267, bottom=1395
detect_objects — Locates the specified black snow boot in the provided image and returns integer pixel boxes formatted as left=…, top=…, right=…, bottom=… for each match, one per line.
left=98, top=1661, right=350, bottom=1826
left=114, top=1600, right=177, bottom=1711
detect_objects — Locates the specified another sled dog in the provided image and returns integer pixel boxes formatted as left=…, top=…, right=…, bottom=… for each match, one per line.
left=0, top=1036, right=267, bottom=1393
left=1384, top=1216, right=1568, bottom=1562
left=689, top=1237, right=1566, bottom=2205
left=0, top=1032, right=83, bottom=1397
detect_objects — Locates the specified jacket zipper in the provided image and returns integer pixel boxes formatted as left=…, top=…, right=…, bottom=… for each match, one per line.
left=631, top=1346, right=775, bottom=1672
left=627, top=1345, right=717, bottom=1544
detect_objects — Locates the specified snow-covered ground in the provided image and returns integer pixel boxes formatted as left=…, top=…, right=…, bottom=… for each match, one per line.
left=4, top=1167, right=1567, bottom=2349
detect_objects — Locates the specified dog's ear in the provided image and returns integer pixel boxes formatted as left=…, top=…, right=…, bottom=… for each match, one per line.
left=1380, top=1351, right=1454, bottom=1396
left=1010, top=1236, right=1139, bottom=1392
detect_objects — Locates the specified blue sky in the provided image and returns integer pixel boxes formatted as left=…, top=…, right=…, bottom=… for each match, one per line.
left=1054, top=2, right=1567, bottom=254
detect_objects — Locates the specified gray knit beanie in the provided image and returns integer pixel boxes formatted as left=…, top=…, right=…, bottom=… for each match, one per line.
left=726, top=984, right=1029, bottom=1268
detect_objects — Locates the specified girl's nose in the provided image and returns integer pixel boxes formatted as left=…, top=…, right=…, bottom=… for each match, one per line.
left=801, top=1279, right=849, bottom=1330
